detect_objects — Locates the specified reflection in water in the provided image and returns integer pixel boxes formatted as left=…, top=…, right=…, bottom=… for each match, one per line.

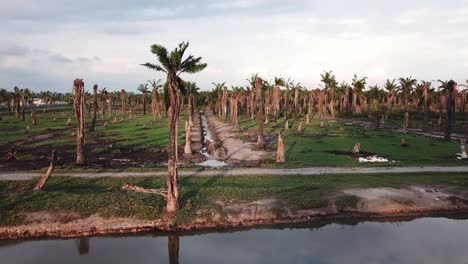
left=1, top=217, right=468, bottom=264
left=168, top=235, right=179, bottom=264
left=76, top=238, right=90, bottom=255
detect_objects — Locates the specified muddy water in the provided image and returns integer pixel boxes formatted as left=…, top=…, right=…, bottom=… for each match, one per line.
left=2, top=217, right=468, bottom=263
left=197, top=111, right=227, bottom=168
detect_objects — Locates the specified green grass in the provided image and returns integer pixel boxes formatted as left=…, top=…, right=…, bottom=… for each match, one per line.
left=237, top=116, right=462, bottom=167
left=2, top=173, right=468, bottom=226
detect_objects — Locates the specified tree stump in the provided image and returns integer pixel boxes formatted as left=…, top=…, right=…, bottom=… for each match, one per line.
left=66, top=117, right=71, bottom=126
left=25, top=126, right=30, bottom=134
left=306, top=114, right=310, bottom=125
left=401, top=138, right=408, bottom=147
left=184, top=120, right=192, bottom=155
left=352, top=143, right=361, bottom=154
left=284, top=120, right=289, bottom=130
left=276, top=133, right=285, bottom=163
left=297, top=122, right=304, bottom=135
left=32, top=112, right=37, bottom=125
left=460, top=138, right=468, bottom=160
left=320, top=121, right=324, bottom=128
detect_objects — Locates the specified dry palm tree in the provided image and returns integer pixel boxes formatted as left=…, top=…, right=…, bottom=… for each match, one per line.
left=138, top=84, right=149, bottom=115
left=142, top=41, right=207, bottom=213
left=185, top=81, right=200, bottom=126
left=148, top=79, right=163, bottom=119
left=73, top=79, right=86, bottom=166
left=89, top=84, right=98, bottom=132
left=444, top=80, right=457, bottom=141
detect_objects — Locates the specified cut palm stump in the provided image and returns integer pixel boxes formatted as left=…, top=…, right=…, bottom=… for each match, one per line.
left=352, top=143, right=361, bottom=154
left=276, top=133, right=285, bottom=163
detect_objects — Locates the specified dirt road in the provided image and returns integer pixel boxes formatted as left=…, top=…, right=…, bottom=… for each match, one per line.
left=1, top=166, right=468, bottom=181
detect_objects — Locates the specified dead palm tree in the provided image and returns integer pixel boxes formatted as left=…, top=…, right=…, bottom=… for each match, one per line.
left=142, top=41, right=207, bottom=213
left=137, top=84, right=149, bottom=115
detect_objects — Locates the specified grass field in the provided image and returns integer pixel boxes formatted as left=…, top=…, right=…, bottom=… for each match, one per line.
left=2, top=173, right=468, bottom=226
left=236, top=115, right=463, bottom=167
left=0, top=108, right=465, bottom=170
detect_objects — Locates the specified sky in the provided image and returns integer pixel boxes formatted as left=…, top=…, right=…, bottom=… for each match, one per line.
left=1, top=0, right=468, bottom=93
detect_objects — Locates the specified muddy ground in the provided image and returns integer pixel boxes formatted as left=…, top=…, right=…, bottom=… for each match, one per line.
left=0, top=131, right=206, bottom=171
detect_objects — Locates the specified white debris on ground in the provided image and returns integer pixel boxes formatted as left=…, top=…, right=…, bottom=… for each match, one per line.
left=456, top=153, right=468, bottom=160
left=198, top=160, right=228, bottom=168
left=358, top=155, right=393, bottom=163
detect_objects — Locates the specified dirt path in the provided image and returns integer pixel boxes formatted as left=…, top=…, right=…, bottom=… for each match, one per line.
left=2, top=166, right=468, bottom=181
left=205, top=110, right=268, bottom=164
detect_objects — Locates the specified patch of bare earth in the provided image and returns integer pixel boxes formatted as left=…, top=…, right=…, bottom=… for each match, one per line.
left=205, top=111, right=268, bottom=166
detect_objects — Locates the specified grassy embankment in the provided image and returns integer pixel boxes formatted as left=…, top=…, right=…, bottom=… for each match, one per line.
left=2, top=173, right=468, bottom=226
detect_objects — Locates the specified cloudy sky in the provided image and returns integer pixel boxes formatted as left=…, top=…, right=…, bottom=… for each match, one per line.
left=1, top=0, right=468, bottom=92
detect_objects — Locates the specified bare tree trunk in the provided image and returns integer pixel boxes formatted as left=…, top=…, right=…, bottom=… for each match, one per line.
left=445, top=81, right=457, bottom=141
left=166, top=75, right=180, bottom=212
left=74, top=79, right=86, bottom=166
left=276, top=133, right=285, bottom=163
left=188, top=93, right=193, bottom=126
left=403, top=111, right=409, bottom=133
left=108, top=96, right=112, bottom=119
left=121, top=89, right=126, bottom=118
left=423, top=83, right=429, bottom=122
left=90, top=84, right=98, bottom=132
left=142, top=92, right=147, bottom=115
left=32, top=111, right=37, bottom=125
left=21, top=96, right=26, bottom=121
left=256, top=78, right=264, bottom=149
left=222, top=86, right=228, bottom=119
left=184, top=120, right=191, bottom=155
left=33, top=150, right=57, bottom=190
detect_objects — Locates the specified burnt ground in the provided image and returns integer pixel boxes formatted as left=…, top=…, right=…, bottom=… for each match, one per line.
left=0, top=128, right=205, bottom=171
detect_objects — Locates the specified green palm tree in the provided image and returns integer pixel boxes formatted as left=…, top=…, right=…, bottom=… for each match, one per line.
left=351, top=74, right=367, bottom=114
left=398, top=77, right=417, bottom=112
left=384, top=79, right=399, bottom=116
left=20, top=88, right=32, bottom=121
left=320, top=71, right=338, bottom=119
left=142, top=41, right=207, bottom=213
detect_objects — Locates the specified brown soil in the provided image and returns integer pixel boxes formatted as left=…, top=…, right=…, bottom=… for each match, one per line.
left=2, top=185, right=468, bottom=240
left=205, top=111, right=270, bottom=166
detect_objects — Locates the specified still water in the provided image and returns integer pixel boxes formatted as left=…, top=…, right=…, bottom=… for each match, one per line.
left=1, top=217, right=468, bottom=264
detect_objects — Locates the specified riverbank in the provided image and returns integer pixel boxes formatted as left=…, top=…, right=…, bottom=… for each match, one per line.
left=2, top=173, right=468, bottom=240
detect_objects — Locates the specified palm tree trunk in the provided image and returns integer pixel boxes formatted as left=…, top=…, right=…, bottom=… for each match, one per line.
left=74, top=79, right=86, bottom=166
left=21, top=96, right=25, bottom=121
left=445, top=81, right=456, bottom=141
left=167, top=76, right=179, bottom=212
left=90, top=85, right=98, bottom=132
left=256, top=78, right=264, bottom=149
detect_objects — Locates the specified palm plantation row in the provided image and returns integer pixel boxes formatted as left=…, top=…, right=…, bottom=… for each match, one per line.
left=1, top=41, right=468, bottom=214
